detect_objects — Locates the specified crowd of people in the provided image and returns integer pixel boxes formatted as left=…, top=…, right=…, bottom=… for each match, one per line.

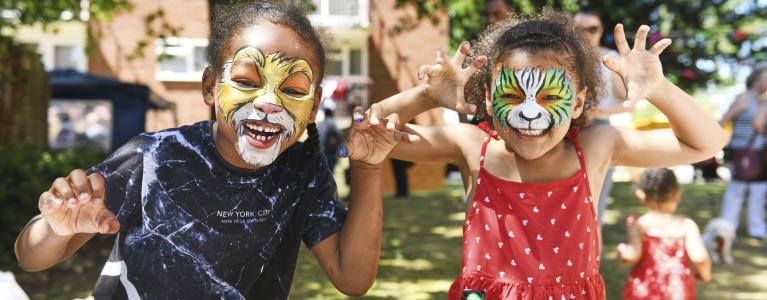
left=10, top=1, right=763, bottom=299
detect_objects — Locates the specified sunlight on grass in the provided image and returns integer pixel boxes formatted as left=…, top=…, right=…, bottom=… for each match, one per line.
left=379, top=258, right=434, bottom=271
left=431, top=225, right=463, bottom=239
left=448, top=212, right=465, bottom=221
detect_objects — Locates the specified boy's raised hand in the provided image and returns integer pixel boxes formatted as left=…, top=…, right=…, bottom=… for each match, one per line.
left=339, top=106, right=421, bottom=165
left=603, top=24, right=673, bottom=106
left=38, top=170, right=119, bottom=236
left=418, top=42, right=487, bottom=115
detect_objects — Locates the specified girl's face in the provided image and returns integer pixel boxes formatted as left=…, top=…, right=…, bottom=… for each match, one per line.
left=485, top=50, right=587, bottom=160
left=203, top=22, right=322, bottom=168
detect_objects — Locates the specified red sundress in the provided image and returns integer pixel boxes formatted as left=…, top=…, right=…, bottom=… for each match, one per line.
left=448, top=131, right=605, bottom=300
left=622, top=228, right=697, bottom=300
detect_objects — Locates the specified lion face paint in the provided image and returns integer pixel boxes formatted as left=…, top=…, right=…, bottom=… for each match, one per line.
left=492, top=67, right=575, bottom=133
left=217, top=47, right=316, bottom=167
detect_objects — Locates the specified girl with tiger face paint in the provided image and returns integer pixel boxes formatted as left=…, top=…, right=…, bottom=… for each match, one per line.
left=363, top=10, right=725, bottom=300
left=492, top=66, right=575, bottom=134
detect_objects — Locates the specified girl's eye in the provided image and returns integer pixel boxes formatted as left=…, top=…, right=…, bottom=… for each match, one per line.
left=543, top=95, right=562, bottom=101
left=501, top=94, right=521, bottom=100
left=282, top=88, right=308, bottom=97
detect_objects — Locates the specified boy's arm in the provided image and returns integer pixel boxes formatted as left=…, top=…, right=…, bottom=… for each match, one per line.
left=310, top=108, right=417, bottom=296
left=601, top=25, right=727, bottom=167
left=15, top=171, right=119, bottom=271
left=684, top=218, right=712, bottom=282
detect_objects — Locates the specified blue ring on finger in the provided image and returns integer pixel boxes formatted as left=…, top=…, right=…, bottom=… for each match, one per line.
left=337, top=144, right=350, bottom=158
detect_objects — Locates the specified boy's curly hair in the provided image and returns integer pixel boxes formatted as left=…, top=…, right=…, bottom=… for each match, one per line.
left=465, top=9, right=603, bottom=128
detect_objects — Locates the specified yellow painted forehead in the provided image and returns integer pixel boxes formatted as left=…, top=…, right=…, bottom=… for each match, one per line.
left=227, top=46, right=315, bottom=84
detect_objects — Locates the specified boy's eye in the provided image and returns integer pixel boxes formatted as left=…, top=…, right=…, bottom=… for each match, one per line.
left=281, top=88, right=308, bottom=97
left=233, top=79, right=259, bottom=90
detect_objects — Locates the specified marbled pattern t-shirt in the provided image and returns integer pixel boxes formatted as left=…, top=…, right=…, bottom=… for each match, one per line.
left=88, top=121, right=346, bottom=299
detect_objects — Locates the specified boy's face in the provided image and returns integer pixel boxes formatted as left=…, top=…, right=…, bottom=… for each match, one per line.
left=203, top=23, right=322, bottom=168
left=486, top=50, right=586, bottom=160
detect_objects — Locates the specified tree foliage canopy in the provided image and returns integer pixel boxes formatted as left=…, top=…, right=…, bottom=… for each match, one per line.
left=397, top=0, right=767, bottom=91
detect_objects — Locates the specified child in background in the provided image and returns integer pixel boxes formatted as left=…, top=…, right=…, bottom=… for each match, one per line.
left=14, top=2, right=415, bottom=299
left=362, top=10, right=725, bottom=299
left=618, top=168, right=711, bottom=299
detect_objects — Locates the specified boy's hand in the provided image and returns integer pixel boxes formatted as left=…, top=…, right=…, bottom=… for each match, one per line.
left=418, top=42, right=487, bottom=115
left=338, top=107, right=421, bottom=166
left=39, top=170, right=120, bottom=236
left=603, top=24, right=673, bottom=106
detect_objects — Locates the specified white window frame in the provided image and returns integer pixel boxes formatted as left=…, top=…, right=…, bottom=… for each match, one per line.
left=308, top=0, right=369, bottom=28
left=327, top=45, right=368, bottom=77
left=154, top=37, right=209, bottom=82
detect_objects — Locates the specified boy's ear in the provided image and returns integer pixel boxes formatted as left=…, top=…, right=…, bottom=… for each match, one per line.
left=571, top=86, right=588, bottom=119
left=309, top=86, right=323, bottom=122
left=202, top=66, right=217, bottom=107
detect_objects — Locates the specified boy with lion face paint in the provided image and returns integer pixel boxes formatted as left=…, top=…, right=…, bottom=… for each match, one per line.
left=14, top=3, right=417, bottom=299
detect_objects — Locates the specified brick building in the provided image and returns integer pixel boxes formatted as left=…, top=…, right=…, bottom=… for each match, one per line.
left=25, top=0, right=449, bottom=193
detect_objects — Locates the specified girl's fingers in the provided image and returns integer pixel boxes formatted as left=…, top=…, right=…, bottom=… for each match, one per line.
left=451, top=41, right=470, bottom=67
left=52, top=177, right=77, bottom=207
left=455, top=102, right=477, bottom=115
left=369, top=103, right=382, bottom=125
left=649, top=38, right=672, bottom=55
left=68, top=169, right=92, bottom=204
left=385, top=113, right=400, bottom=130
left=613, top=24, right=630, bottom=55
left=435, top=49, right=445, bottom=65
left=633, top=25, right=649, bottom=51
left=602, top=56, right=621, bottom=75
left=464, top=55, right=487, bottom=76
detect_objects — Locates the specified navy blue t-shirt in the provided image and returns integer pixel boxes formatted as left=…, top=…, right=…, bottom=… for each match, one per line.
left=88, top=121, right=347, bottom=299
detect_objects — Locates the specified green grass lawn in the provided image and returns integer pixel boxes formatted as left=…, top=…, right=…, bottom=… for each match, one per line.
left=10, top=181, right=767, bottom=299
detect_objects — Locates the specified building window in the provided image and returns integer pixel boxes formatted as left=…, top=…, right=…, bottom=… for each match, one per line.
left=53, top=46, right=78, bottom=70
left=155, top=37, right=208, bottom=81
left=326, top=46, right=366, bottom=77
left=328, top=0, right=358, bottom=16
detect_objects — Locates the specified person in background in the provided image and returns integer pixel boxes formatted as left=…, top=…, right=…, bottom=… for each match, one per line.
left=574, top=8, right=630, bottom=228
left=484, top=0, right=513, bottom=26
left=722, top=65, right=767, bottom=239
left=318, top=104, right=343, bottom=173
left=618, top=168, right=711, bottom=299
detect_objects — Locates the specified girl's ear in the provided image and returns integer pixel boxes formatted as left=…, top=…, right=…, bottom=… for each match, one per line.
left=634, top=189, right=646, bottom=203
left=571, top=86, right=588, bottom=120
left=309, top=86, right=323, bottom=122
left=484, top=83, right=492, bottom=119
left=202, top=66, right=217, bottom=107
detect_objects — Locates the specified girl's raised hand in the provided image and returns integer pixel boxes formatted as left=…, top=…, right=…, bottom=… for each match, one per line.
left=418, top=42, right=487, bottom=115
left=39, top=170, right=120, bottom=236
left=339, top=106, right=421, bottom=165
left=603, top=24, right=673, bottom=105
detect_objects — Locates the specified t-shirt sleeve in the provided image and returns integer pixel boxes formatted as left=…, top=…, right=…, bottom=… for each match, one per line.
left=301, top=154, right=347, bottom=249
left=87, top=135, right=148, bottom=231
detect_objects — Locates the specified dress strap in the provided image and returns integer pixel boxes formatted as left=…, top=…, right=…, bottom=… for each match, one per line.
left=480, top=135, right=491, bottom=169
left=567, top=126, right=587, bottom=171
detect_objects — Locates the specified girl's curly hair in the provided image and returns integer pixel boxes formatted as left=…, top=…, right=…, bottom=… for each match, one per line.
left=465, top=9, right=604, bottom=129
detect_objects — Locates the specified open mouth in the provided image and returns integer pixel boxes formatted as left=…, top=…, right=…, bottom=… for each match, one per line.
left=240, top=120, right=285, bottom=149
left=514, top=128, right=547, bottom=137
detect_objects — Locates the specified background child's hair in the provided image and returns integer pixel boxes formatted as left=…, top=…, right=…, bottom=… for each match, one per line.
left=207, top=0, right=329, bottom=154
left=637, top=168, right=680, bottom=203
left=465, top=9, right=603, bottom=128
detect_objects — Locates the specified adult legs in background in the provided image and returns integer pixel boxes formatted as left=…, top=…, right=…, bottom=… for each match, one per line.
left=721, top=180, right=748, bottom=233
left=597, top=168, right=615, bottom=228
left=746, top=181, right=767, bottom=238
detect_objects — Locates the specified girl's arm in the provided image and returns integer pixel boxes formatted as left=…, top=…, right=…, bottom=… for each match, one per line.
left=684, top=218, right=712, bottom=282
left=600, top=25, right=727, bottom=167
left=310, top=108, right=418, bottom=296
left=14, top=170, right=119, bottom=271
left=367, top=42, right=486, bottom=129
left=616, top=221, right=643, bottom=265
